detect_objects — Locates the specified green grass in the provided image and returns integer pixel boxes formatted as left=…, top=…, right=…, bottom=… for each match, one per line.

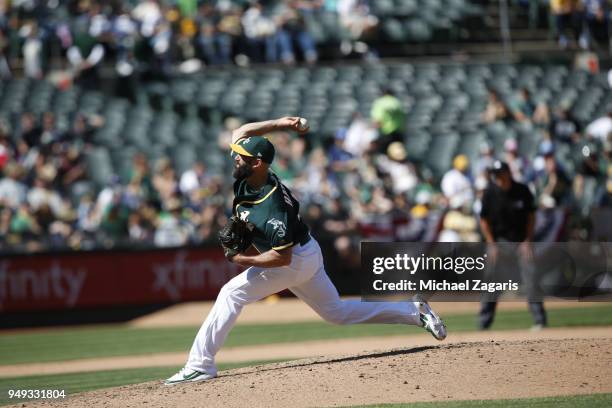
left=0, top=359, right=285, bottom=406
left=1, top=304, right=612, bottom=366
left=347, top=393, right=612, bottom=408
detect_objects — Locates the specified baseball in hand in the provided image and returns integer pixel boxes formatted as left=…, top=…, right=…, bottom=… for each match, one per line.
left=297, top=118, right=309, bottom=132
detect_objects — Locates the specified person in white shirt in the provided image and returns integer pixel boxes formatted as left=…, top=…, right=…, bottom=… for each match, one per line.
left=585, top=110, right=612, bottom=142
left=441, top=154, right=474, bottom=209
left=179, top=162, right=210, bottom=195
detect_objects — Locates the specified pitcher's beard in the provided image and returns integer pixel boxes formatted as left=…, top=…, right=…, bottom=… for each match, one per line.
left=233, top=162, right=254, bottom=180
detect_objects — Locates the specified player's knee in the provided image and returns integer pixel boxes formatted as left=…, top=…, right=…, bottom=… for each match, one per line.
left=319, top=304, right=349, bottom=325
left=218, top=282, right=238, bottom=300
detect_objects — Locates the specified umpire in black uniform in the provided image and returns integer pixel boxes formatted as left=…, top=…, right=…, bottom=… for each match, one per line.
left=479, top=160, right=547, bottom=330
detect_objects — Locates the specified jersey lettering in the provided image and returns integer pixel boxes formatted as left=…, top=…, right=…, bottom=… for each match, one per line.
left=279, top=183, right=294, bottom=207
left=267, top=218, right=287, bottom=238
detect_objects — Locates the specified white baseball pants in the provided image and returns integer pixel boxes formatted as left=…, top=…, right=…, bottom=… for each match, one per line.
left=186, top=238, right=421, bottom=375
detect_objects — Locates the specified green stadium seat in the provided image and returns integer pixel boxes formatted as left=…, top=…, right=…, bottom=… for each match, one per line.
left=382, top=18, right=406, bottom=42
left=372, top=0, right=395, bottom=17
left=394, top=0, right=418, bottom=16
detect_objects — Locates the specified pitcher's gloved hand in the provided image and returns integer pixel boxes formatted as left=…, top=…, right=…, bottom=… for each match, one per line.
left=218, top=216, right=252, bottom=260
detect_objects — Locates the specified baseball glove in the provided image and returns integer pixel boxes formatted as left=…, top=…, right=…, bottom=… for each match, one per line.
left=218, top=216, right=252, bottom=259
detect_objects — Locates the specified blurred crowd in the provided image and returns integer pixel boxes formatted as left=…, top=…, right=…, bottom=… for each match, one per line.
left=547, top=0, right=611, bottom=50
left=0, top=0, right=609, bottom=90
left=299, top=87, right=612, bottom=252
left=0, top=79, right=611, bottom=254
left=0, top=0, right=393, bottom=86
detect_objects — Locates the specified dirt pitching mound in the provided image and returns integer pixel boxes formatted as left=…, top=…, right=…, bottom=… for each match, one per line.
left=18, top=338, right=612, bottom=408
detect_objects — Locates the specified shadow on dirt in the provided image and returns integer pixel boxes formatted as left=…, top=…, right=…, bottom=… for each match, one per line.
left=218, top=345, right=440, bottom=379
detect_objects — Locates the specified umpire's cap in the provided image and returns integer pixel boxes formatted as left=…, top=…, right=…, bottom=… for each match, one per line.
left=230, top=137, right=275, bottom=164
left=490, top=160, right=510, bottom=174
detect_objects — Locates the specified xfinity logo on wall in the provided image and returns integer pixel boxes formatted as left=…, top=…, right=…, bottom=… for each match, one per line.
left=0, top=261, right=87, bottom=309
left=152, top=251, right=242, bottom=300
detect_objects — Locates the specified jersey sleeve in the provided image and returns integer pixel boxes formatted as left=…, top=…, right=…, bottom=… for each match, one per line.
left=263, top=208, right=295, bottom=251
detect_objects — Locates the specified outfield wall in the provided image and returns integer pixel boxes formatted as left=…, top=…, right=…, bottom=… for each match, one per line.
left=0, top=246, right=243, bottom=313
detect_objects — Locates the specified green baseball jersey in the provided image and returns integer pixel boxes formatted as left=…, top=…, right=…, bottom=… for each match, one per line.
left=233, top=172, right=310, bottom=252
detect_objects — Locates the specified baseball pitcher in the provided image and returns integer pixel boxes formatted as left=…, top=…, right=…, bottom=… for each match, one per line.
left=164, top=117, right=447, bottom=385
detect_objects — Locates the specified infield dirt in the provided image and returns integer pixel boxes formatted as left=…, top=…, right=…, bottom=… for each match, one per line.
left=14, top=336, right=612, bottom=408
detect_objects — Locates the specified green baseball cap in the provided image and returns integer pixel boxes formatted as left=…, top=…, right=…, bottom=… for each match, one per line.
left=230, top=137, right=275, bottom=164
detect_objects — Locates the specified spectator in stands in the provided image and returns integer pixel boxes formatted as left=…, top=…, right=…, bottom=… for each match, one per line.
left=323, top=197, right=356, bottom=236
left=124, top=152, right=153, bottom=200
left=0, top=163, right=27, bottom=208
left=585, top=109, right=612, bottom=142
left=405, top=189, right=433, bottom=241
left=510, top=88, right=536, bottom=122
left=18, top=112, right=41, bottom=148
left=152, top=158, right=178, bottom=205
left=337, top=0, right=378, bottom=56
left=0, top=207, right=12, bottom=248
left=276, top=2, right=318, bottom=64
left=67, top=27, right=105, bottom=90
left=473, top=142, right=495, bottom=184
left=194, top=197, right=226, bottom=243
left=441, top=154, right=474, bottom=210
left=241, top=1, right=280, bottom=63
left=11, top=203, right=42, bottom=245
left=537, top=149, right=573, bottom=207
left=149, top=21, right=174, bottom=77
left=580, top=0, right=609, bottom=49
left=132, top=0, right=163, bottom=38
left=482, top=89, right=510, bottom=123
left=550, top=0, right=582, bottom=49
left=295, top=146, right=339, bottom=204
left=0, top=30, right=11, bottom=79
left=479, top=160, right=546, bottom=330
left=154, top=198, right=191, bottom=247
left=370, top=88, right=406, bottom=152
left=179, top=161, right=210, bottom=196
left=439, top=205, right=479, bottom=242
left=509, top=88, right=550, bottom=125
left=573, top=142, right=604, bottom=212
left=27, top=176, right=66, bottom=218
left=76, top=194, right=98, bottom=235
left=550, top=106, right=581, bottom=143
left=327, top=129, right=357, bottom=173
left=21, top=21, right=43, bottom=79
left=99, top=196, right=129, bottom=244
left=342, top=113, right=378, bottom=156
left=62, top=114, right=92, bottom=145
left=517, top=0, right=541, bottom=29
left=376, top=141, right=418, bottom=195
left=111, top=5, right=139, bottom=64
left=55, top=145, right=86, bottom=193
left=195, top=4, right=233, bottom=65
left=504, top=138, right=528, bottom=182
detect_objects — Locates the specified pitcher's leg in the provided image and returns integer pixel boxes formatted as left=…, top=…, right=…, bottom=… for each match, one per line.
left=290, top=266, right=421, bottom=326
left=186, top=265, right=297, bottom=373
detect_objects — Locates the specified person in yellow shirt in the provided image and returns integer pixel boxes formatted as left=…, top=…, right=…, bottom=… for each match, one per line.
left=550, top=0, right=582, bottom=48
